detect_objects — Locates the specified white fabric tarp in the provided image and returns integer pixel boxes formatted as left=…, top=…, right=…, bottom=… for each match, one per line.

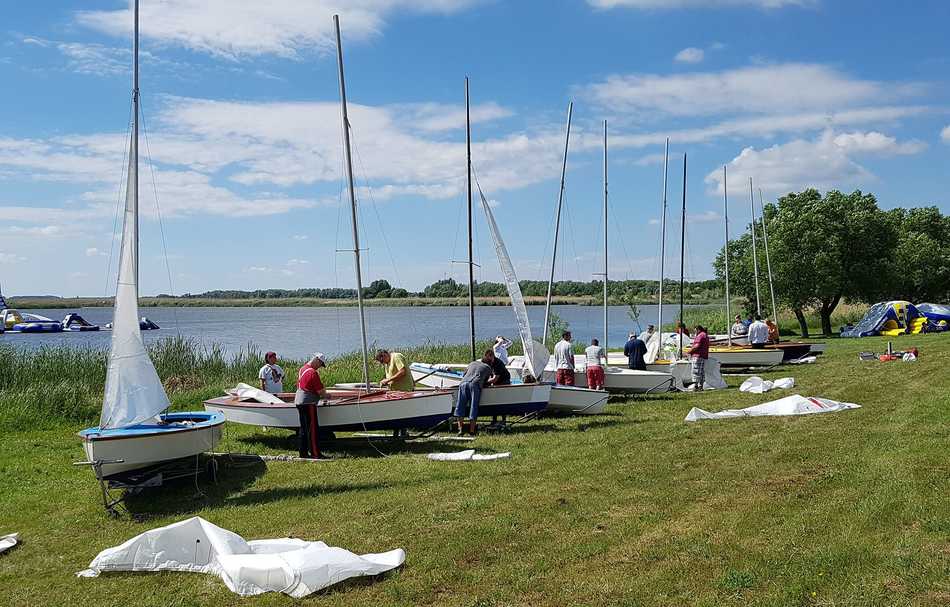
left=739, top=376, right=795, bottom=394
left=788, top=356, right=816, bottom=365
left=427, top=449, right=511, bottom=461
left=644, top=332, right=661, bottom=364
left=685, top=394, right=860, bottom=422
left=77, top=517, right=404, bottom=598
left=99, top=135, right=170, bottom=429
left=227, top=382, right=284, bottom=405
left=702, top=357, right=728, bottom=390
left=0, top=533, right=19, bottom=555
left=478, top=188, right=549, bottom=380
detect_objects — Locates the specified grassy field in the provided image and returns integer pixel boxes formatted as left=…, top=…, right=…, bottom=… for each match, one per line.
left=2, top=334, right=949, bottom=605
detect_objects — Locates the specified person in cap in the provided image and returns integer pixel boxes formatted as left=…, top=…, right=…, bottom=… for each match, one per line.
left=493, top=335, right=513, bottom=365
left=374, top=349, right=414, bottom=392
left=623, top=331, right=647, bottom=371
left=295, top=353, right=329, bottom=459
left=258, top=351, right=285, bottom=394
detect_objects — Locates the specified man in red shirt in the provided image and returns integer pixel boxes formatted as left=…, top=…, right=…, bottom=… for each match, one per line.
left=687, top=325, right=709, bottom=391
left=295, top=352, right=329, bottom=458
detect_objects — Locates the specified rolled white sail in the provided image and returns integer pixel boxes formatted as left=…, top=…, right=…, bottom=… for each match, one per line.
left=100, top=137, right=170, bottom=429
left=477, top=189, right=550, bottom=379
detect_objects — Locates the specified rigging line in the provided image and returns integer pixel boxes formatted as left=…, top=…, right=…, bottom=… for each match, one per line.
left=333, top=138, right=348, bottom=354
left=104, top=99, right=135, bottom=298
left=610, top=204, right=637, bottom=281
left=561, top=191, right=583, bottom=284
left=139, top=100, right=180, bottom=335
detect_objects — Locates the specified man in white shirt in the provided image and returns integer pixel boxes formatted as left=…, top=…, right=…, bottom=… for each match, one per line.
left=493, top=335, right=513, bottom=365
left=584, top=338, right=607, bottom=390
left=554, top=331, right=575, bottom=386
left=747, top=315, right=769, bottom=349
left=258, top=351, right=285, bottom=393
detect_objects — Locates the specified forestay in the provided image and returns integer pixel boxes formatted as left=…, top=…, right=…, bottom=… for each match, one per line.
left=477, top=188, right=549, bottom=380
left=100, top=137, right=170, bottom=429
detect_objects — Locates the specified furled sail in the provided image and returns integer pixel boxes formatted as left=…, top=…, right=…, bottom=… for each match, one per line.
left=477, top=188, right=550, bottom=380
left=100, top=136, right=170, bottom=429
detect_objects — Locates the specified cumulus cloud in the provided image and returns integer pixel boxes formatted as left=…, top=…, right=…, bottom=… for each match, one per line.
left=76, top=0, right=481, bottom=59
left=589, top=0, right=813, bottom=8
left=942, top=125, right=950, bottom=143
left=581, top=63, right=919, bottom=117
left=704, top=130, right=925, bottom=196
left=674, top=47, right=704, bottom=63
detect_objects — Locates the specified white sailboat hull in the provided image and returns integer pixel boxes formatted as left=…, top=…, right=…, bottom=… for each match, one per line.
left=548, top=385, right=608, bottom=415
left=204, top=390, right=455, bottom=432
left=79, top=413, right=224, bottom=479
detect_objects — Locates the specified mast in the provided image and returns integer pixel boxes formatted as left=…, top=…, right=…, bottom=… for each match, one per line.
left=678, top=153, right=687, bottom=359
left=542, top=102, right=573, bottom=345
left=748, top=177, right=762, bottom=316
left=465, top=77, right=475, bottom=361
left=758, top=188, right=779, bottom=327
left=723, top=166, right=731, bottom=347
left=132, top=0, right=139, bottom=292
left=602, top=120, right=608, bottom=350
left=657, top=138, right=669, bottom=339
left=334, top=15, right=370, bottom=388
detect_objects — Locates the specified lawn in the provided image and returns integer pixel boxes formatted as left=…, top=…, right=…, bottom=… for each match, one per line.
left=2, top=334, right=949, bottom=606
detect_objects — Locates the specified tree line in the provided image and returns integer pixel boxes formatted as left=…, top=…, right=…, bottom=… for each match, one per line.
left=715, top=189, right=950, bottom=336
left=169, top=278, right=724, bottom=303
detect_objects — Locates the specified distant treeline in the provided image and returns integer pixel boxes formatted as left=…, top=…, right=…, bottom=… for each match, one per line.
left=163, top=277, right=723, bottom=304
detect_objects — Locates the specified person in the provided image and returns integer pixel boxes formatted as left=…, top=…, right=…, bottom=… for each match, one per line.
left=638, top=324, right=656, bottom=343
left=584, top=338, right=607, bottom=390
left=493, top=336, right=513, bottom=365
left=258, top=351, right=285, bottom=394
left=454, top=352, right=493, bottom=435
left=485, top=348, right=511, bottom=386
left=766, top=317, right=780, bottom=343
left=374, top=349, right=414, bottom=392
left=623, top=331, right=647, bottom=371
left=687, top=324, right=709, bottom=391
left=731, top=314, right=748, bottom=337
left=295, top=353, right=329, bottom=459
left=748, top=315, right=769, bottom=349
left=554, top=331, right=575, bottom=386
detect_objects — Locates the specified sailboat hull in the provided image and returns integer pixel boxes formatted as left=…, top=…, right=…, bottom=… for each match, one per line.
left=548, top=385, right=608, bottom=415
left=78, top=412, right=224, bottom=479
left=204, top=390, right=455, bottom=432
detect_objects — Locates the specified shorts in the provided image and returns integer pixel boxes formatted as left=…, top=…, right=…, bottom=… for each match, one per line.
left=586, top=365, right=605, bottom=388
left=556, top=369, right=575, bottom=386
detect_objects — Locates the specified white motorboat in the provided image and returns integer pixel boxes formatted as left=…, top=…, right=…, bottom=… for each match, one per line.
left=78, top=1, right=223, bottom=483
left=204, top=388, right=454, bottom=431
left=514, top=355, right=673, bottom=394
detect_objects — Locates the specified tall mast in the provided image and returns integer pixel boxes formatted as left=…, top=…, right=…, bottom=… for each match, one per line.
left=334, top=15, right=370, bottom=388
left=657, top=138, right=669, bottom=338
left=542, top=102, right=573, bottom=345
left=748, top=177, right=762, bottom=316
left=132, top=0, right=139, bottom=293
left=602, top=120, right=608, bottom=350
left=758, top=188, right=779, bottom=327
left=465, top=77, right=475, bottom=361
left=678, top=153, right=687, bottom=359
left=723, top=166, right=731, bottom=347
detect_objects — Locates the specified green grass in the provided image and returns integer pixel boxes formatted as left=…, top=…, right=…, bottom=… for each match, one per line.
left=2, top=334, right=950, bottom=605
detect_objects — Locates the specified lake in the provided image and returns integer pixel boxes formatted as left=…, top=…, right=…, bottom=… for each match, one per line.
left=4, top=304, right=718, bottom=359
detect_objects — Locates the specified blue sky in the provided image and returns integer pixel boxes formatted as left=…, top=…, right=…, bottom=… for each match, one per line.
left=1, top=0, right=949, bottom=297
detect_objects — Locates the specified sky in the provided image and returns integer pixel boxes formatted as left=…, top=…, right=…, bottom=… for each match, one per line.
left=1, top=0, right=949, bottom=297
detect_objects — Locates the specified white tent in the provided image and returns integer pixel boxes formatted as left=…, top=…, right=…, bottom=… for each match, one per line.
left=685, top=394, right=860, bottom=422
left=78, top=517, right=405, bottom=598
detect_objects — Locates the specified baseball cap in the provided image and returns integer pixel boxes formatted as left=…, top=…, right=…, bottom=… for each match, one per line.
left=312, top=352, right=328, bottom=367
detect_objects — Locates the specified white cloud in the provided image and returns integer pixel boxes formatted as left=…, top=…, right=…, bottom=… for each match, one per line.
left=247, top=266, right=270, bottom=272
left=941, top=125, right=950, bottom=143
left=292, top=235, right=309, bottom=240
left=674, top=47, right=704, bottom=64
left=688, top=210, right=722, bottom=223
left=398, top=102, right=513, bottom=132
left=85, top=247, right=104, bottom=257
left=287, top=259, right=310, bottom=266
left=704, top=130, right=925, bottom=196
left=7, top=225, right=64, bottom=237
left=582, top=63, right=917, bottom=117
left=589, top=0, right=813, bottom=8
left=76, top=0, right=480, bottom=59
left=56, top=42, right=127, bottom=76
left=0, top=252, right=27, bottom=264
left=632, top=152, right=666, bottom=166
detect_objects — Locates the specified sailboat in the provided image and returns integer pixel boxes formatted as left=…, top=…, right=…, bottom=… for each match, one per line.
left=77, top=0, right=223, bottom=481
left=409, top=77, right=551, bottom=418
left=205, top=16, right=455, bottom=434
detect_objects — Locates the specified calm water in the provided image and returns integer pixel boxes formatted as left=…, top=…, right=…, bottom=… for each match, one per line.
left=4, top=304, right=716, bottom=359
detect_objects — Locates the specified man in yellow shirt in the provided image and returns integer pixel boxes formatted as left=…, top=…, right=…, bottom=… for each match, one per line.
left=374, top=349, right=415, bottom=392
